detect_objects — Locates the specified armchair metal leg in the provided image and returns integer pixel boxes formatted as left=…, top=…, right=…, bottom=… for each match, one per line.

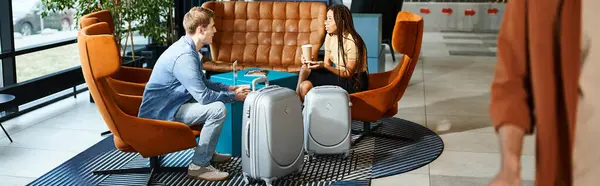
left=93, top=167, right=151, bottom=174
left=100, top=130, right=112, bottom=136
left=383, top=40, right=396, bottom=62
left=91, top=93, right=111, bottom=137
left=93, top=156, right=188, bottom=186
left=90, top=94, right=112, bottom=137
left=352, top=121, right=413, bottom=145
left=1, top=123, right=13, bottom=143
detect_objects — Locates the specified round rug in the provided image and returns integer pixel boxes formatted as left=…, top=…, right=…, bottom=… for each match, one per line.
left=27, top=117, right=444, bottom=186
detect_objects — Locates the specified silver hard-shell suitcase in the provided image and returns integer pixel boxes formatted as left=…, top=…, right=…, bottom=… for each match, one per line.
left=241, top=77, right=305, bottom=186
left=302, top=85, right=352, bottom=157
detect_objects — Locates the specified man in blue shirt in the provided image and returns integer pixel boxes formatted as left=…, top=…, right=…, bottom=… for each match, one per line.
left=138, top=7, right=249, bottom=181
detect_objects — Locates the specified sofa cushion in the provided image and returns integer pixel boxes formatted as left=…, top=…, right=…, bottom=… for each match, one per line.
left=202, top=1, right=326, bottom=72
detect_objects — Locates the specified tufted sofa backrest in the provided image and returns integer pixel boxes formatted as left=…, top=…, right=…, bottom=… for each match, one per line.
left=202, top=1, right=327, bottom=67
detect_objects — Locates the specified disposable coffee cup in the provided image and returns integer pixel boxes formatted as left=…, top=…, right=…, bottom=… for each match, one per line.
left=301, top=44, right=312, bottom=62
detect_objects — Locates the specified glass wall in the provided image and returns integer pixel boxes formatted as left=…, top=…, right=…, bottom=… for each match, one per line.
left=0, top=59, right=2, bottom=86
left=12, top=0, right=77, bottom=50
left=15, top=43, right=79, bottom=82
left=8, top=0, right=79, bottom=83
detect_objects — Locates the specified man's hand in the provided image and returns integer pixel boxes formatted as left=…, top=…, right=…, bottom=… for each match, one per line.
left=234, top=87, right=250, bottom=101
left=228, top=85, right=250, bottom=92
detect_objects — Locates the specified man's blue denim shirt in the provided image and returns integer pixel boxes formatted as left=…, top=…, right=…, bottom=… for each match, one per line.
left=138, top=35, right=235, bottom=121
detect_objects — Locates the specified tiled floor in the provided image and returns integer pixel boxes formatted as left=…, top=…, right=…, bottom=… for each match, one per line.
left=0, top=32, right=536, bottom=186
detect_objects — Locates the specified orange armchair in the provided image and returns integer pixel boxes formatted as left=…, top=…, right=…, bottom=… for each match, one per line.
left=350, top=12, right=423, bottom=144
left=79, top=10, right=151, bottom=96
left=78, top=22, right=201, bottom=184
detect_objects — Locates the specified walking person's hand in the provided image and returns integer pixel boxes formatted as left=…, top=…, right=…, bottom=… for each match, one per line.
left=488, top=158, right=521, bottom=186
left=488, top=168, right=521, bottom=186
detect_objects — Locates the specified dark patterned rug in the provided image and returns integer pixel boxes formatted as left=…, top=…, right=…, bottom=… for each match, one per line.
left=28, top=117, right=443, bottom=186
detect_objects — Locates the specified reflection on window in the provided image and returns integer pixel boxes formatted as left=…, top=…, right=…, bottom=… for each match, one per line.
left=12, top=0, right=76, bottom=50
left=0, top=59, right=2, bottom=87
left=16, top=43, right=79, bottom=83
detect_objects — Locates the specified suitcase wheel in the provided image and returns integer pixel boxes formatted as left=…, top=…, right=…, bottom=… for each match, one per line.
left=343, top=151, right=350, bottom=159
left=262, top=177, right=276, bottom=186
left=242, top=173, right=256, bottom=185
left=306, top=151, right=316, bottom=161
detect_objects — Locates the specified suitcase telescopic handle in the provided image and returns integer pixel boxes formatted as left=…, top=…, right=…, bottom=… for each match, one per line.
left=245, top=121, right=250, bottom=157
left=251, top=76, right=270, bottom=91
left=232, top=61, right=238, bottom=86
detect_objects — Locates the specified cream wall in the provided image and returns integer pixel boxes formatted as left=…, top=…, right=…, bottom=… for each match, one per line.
left=573, top=0, right=600, bottom=185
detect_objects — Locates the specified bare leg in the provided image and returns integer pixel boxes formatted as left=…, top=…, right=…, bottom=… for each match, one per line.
left=296, top=64, right=311, bottom=95
left=298, top=81, right=313, bottom=102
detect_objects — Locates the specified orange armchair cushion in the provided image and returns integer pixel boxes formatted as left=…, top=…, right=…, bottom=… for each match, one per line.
left=111, top=66, right=152, bottom=84
left=79, top=10, right=115, bottom=31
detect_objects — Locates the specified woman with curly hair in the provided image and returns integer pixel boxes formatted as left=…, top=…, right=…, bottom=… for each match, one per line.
left=296, top=4, right=368, bottom=101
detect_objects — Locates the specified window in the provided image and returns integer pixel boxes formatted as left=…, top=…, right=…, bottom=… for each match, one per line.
left=12, top=0, right=76, bottom=50
left=0, top=0, right=155, bottom=120
left=15, top=43, right=80, bottom=83
left=10, top=0, right=79, bottom=83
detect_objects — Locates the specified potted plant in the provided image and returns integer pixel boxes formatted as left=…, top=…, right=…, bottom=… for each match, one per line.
left=132, top=0, right=176, bottom=68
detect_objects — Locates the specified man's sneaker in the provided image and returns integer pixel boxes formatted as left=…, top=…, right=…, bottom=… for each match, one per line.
left=211, top=152, right=232, bottom=163
left=187, top=164, right=229, bottom=181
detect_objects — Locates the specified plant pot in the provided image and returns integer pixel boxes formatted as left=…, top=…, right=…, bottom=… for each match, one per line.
left=121, top=56, right=147, bottom=68
left=143, top=44, right=169, bottom=69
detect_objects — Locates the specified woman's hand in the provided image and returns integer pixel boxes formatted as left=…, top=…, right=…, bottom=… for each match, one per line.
left=301, top=56, right=315, bottom=64
left=301, top=55, right=324, bottom=69
left=324, top=60, right=333, bottom=68
left=308, top=61, right=325, bottom=69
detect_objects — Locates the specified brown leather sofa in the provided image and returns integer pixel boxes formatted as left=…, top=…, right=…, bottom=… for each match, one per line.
left=201, top=1, right=327, bottom=73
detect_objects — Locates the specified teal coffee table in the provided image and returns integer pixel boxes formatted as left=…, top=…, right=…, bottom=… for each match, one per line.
left=210, top=68, right=298, bottom=156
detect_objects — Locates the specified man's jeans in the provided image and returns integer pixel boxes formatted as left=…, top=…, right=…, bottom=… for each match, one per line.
left=174, top=101, right=227, bottom=167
